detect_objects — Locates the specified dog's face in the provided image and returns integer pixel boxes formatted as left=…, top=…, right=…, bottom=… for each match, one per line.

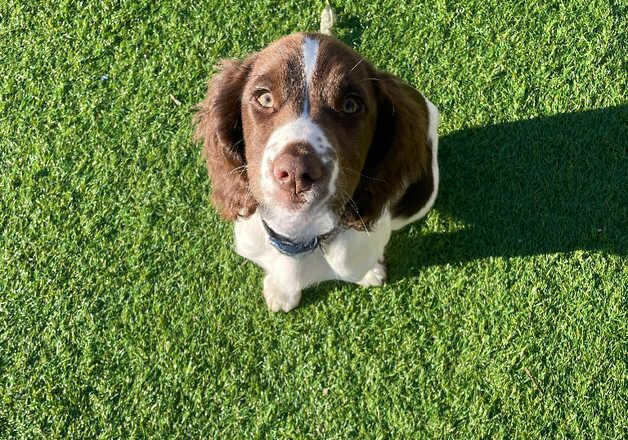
left=195, top=33, right=430, bottom=240
left=240, top=34, right=378, bottom=239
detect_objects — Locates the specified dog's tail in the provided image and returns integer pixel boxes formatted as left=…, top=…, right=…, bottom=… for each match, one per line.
left=320, top=2, right=336, bottom=36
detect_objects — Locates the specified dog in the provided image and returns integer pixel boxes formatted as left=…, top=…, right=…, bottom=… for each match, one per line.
left=194, top=29, right=439, bottom=312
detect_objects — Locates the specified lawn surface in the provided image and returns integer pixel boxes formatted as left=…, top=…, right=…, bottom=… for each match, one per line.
left=1, top=0, right=627, bottom=438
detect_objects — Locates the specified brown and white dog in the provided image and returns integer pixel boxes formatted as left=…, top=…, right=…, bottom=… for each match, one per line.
left=194, top=32, right=439, bottom=312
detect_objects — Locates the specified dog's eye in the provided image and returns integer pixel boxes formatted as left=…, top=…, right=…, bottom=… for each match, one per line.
left=256, top=92, right=274, bottom=108
left=341, top=97, right=360, bottom=114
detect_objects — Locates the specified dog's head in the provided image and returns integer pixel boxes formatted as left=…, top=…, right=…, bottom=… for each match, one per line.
left=195, top=33, right=430, bottom=240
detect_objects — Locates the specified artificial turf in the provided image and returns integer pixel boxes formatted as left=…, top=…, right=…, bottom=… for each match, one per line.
left=1, top=0, right=626, bottom=438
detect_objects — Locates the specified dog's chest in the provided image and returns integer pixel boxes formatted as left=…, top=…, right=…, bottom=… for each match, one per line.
left=233, top=213, right=336, bottom=289
left=233, top=212, right=391, bottom=288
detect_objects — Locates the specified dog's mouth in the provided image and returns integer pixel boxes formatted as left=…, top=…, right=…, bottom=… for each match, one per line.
left=276, top=190, right=317, bottom=210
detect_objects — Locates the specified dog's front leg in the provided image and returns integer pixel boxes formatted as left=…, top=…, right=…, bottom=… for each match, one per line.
left=323, top=211, right=392, bottom=285
left=261, top=251, right=335, bottom=312
left=263, top=273, right=302, bottom=312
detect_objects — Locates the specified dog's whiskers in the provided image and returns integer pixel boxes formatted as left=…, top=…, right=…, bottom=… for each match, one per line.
left=341, top=166, right=388, bottom=184
left=341, top=190, right=369, bottom=235
left=229, top=164, right=248, bottom=176
left=349, top=58, right=364, bottom=72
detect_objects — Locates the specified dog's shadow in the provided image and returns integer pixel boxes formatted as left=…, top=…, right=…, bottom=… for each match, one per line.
left=303, top=105, right=627, bottom=306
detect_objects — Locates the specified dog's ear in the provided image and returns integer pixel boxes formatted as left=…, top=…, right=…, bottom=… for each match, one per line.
left=194, top=55, right=258, bottom=220
left=343, top=71, right=432, bottom=230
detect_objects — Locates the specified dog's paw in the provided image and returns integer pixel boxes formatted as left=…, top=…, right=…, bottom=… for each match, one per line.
left=357, top=258, right=387, bottom=287
left=263, top=275, right=302, bottom=312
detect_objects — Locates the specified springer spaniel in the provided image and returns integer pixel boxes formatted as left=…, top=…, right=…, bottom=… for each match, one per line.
left=194, top=32, right=439, bottom=312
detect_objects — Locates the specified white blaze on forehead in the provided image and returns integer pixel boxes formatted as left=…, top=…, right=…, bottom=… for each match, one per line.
left=301, top=36, right=319, bottom=115
left=302, top=37, right=319, bottom=85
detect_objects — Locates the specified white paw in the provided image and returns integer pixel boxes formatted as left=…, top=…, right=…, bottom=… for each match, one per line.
left=357, top=259, right=387, bottom=287
left=263, top=275, right=302, bottom=312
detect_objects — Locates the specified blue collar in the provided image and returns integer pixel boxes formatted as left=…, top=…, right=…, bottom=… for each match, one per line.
left=262, top=220, right=337, bottom=257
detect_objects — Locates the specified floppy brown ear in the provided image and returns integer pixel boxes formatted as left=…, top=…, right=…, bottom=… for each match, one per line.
left=193, top=55, right=258, bottom=220
left=343, top=71, right=433, bottom=230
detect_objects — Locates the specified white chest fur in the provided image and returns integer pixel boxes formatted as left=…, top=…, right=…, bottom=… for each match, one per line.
left=233, top=212, right=391, bottom=311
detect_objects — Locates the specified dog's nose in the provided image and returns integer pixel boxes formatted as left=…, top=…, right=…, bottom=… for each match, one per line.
left=272, top=144, right=324, bottom=194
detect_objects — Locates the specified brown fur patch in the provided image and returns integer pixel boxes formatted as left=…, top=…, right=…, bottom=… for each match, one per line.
left=343, top=71, right=431, bottom=229
left=194, top=57, right=259, bottom=220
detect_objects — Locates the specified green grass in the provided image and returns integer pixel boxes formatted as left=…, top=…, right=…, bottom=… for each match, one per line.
left=1, top=0, right=626, bottom=438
